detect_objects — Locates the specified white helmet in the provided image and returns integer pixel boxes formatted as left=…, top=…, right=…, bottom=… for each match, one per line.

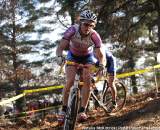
left=80, top=10, right=97, bottom=23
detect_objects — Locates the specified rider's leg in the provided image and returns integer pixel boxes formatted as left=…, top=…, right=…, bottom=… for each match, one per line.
left=58, top=65, right=76, bottom=124
left=106, top=52, right=117, bottom=107
left=108, top=73, right=117, bottom=107
left=62, top=65, right=77, bottom=110
left=78, top=64, right=92, bottom=121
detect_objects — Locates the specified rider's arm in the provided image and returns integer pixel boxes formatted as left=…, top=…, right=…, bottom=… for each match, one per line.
left=94, top=48, right=106, bottom=66
left=56, top=26, right=76, bottom=57
left=56, top=39, right=69, bottom=57
left=91, top=31, right=106, bottom=66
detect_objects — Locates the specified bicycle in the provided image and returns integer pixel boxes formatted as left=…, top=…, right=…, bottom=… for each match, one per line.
left=91, top=77, right=127, bottom=114
left=102, top=79, right=127, bottom=113
left=62, top=61, right=127, bottom=130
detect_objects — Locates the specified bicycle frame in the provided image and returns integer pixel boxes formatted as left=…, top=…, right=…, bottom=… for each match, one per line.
left=90, top=89, right=109, bottom=113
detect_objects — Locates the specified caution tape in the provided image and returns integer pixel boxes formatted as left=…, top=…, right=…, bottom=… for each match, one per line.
left=8, top=64, right=160, bottom=96
left=0, top=64, right=159, bottom=106
left=0, top=93, right=26, bottom=106
left=21, top=105, right=61, bottom=115
left=153, top=64, right=160, bottom=69
left=0, top=86, right=64, bottom=106
left=116, top=64, right=160, bottom=79
left=0, top=105, right=62, bottom=119
left=23, top=85, right=64, bottom=94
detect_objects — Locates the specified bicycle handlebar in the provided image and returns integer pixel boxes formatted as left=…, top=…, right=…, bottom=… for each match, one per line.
left=65, top=61, right=89, bottom=68
left=58, top=60, right=106, bottom=83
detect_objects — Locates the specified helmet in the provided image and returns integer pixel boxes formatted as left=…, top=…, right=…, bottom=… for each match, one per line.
left=80, top=10, right=97, bottom=23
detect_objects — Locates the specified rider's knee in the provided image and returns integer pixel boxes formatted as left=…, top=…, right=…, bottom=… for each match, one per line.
left=83, top=72, right=91, bottom=80
left=108, top=73, right=116, bottom=81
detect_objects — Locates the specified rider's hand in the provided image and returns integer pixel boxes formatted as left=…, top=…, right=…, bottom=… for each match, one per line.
left=95, top=61, right=105, bottom=70
left=95, top=62, right=105, bottom=75
left=99, top=63, right=105, bottom=72
left=56, top=56, right=65, bottom=66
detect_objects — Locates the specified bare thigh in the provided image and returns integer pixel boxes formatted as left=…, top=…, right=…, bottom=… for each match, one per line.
left=65, top=65, right=77, bottom=87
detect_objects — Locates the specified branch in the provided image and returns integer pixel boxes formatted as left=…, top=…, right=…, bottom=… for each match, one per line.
left=120, top=14, right=147, bottom=43
left=0, top=31, right=11, bottom=46
left=79, top=0, right=90, bottom=11
left=56, top=12, right=68, bottom=29
left=109, top=0, right=135, bottom=14
left=129, top=14, right=146, bottom=31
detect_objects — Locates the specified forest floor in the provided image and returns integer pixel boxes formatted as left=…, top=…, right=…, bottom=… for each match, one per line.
left=0, top=91, right=160, bottom=130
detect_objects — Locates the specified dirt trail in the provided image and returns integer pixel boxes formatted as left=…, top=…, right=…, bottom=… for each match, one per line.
left=0, top=93, right=160, bottom=130
left=75, top=96, right=160, bottom=130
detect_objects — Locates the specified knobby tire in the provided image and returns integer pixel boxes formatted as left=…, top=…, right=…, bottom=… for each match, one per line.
left=102, top=80, right=127, bottom=113
left=64, top=87, right=80, bottom=130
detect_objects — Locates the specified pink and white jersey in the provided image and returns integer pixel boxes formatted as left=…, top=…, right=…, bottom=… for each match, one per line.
left=63, top=24, right=102, bottom=56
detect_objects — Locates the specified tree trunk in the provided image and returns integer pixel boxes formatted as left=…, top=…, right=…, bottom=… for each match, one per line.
left=131, top=75, right=138, bottom=94
left=129, top=56, right=138, bottom=94
left=11, top=1, right=25, bottom=117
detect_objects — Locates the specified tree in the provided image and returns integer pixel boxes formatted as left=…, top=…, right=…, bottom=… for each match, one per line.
left=56, top=0, right=92, bottom=25
left=0, top=0, right=57, bottom=114
left=38, top=0, right=160, bottom=94
left=89, top=0, right=160, bottom=93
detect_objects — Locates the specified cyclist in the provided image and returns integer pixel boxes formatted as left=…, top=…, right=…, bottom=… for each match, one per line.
left=56, top=10, right=106, bottom=123
left=94, top=50, right=117, bottom=110
left=105, top=51, right=117, bottom=109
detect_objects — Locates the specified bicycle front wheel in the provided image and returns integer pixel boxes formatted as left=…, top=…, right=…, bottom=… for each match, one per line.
left=102, top=80, right=127, bottom=113
left=64, top=88, right=80, bottom=130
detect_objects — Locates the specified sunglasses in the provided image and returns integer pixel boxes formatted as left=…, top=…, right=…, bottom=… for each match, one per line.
left=82, top=22, right=95, bottom=28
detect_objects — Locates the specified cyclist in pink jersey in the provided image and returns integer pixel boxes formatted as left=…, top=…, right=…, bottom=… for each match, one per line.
left=56, top=10, right=106, bottom=123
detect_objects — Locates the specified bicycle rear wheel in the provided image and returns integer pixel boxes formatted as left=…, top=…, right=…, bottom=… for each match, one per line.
left=64, top=88, right=80, bottom=130
left=102, top=80, right=127, bottom=113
